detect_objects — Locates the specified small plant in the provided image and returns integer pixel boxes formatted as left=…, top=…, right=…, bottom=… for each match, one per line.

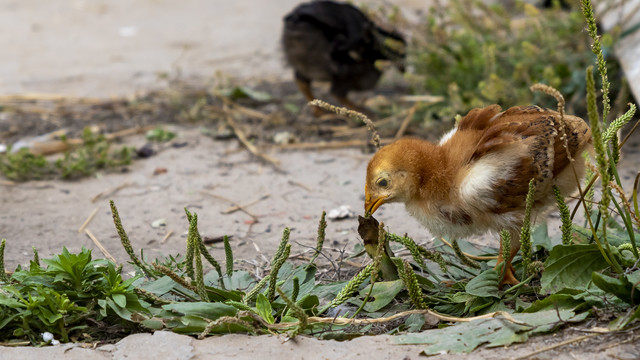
left=0, top=148, right=55, bottom=181
left=0, top=127, right=133, bottom=181
left=145, top=127, right=176, bottom=142
left=408, top=0, right=627, bottom=122
left=55, top=128, right=133, bottom=179
left=0, top=247, right=148, bottom=344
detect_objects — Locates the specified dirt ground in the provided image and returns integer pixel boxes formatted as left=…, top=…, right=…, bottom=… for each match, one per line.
left=2, top=0, right=640, bottom=359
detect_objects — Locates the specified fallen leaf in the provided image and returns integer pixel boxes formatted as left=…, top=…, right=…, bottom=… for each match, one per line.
left=394, top=309, right=589, bottom=354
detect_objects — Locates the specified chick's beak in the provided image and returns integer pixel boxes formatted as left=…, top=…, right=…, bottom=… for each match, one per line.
left=364, top=188, right=388, bottom=215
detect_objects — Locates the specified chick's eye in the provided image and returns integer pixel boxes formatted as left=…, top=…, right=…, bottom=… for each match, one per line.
left=377, top=179, right=388, bottom=188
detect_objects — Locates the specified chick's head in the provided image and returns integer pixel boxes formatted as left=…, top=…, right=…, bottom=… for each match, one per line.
left=364, top=139, right=432, bottom=215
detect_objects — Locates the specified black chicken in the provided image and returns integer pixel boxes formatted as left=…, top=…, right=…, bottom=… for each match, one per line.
left=282, top=0, right=406, bottom=116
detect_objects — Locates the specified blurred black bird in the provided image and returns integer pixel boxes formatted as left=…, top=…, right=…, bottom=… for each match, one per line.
left=282, top=0, right=406, bottom=116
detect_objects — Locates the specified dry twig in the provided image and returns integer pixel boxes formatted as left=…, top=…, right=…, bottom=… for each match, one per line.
left=288, top=180, right=312, bottom=192
left=221, top=97, right=269, bottom=120
left=395, top=104, right=418, bottom=139
left=309, top=99, right=381, bottom=150
left=200, top=191, right=258, bottom=220
left=513, top=333, right=600, bottom=360
left=77, top=208, right=98, bottom=233
left=161, top=229, right=174, bottom=244
left=223, top=194, right=270, bottom=214
left=84, top=228, right=117, bottom=264
left=274, top=138, right=393, bottom=150
left=223, top=106, right=282, bottom=169
left=91, top=181, right=131, bottom=203
left=254, top=309, right=527, bottom=331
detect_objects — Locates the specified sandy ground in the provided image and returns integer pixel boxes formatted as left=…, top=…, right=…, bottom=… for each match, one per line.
left=0, top=127, right=430, bottom=272
left=0, top=0, right=425, bottom=98
left=2, top=0, right=640, bottom=359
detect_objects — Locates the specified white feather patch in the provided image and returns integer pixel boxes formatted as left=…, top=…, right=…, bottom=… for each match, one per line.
left=458, top=152, right=519, bottom=208
left=438, top=127, right=457, bottom=145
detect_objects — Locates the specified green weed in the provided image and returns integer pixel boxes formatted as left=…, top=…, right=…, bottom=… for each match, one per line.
left=0, top=128, right=133, bottom=181
left=408, top=0, right=627, bottom=123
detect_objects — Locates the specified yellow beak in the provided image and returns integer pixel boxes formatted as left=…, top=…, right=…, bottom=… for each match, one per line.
left=364, top=189, right=388, bottom=215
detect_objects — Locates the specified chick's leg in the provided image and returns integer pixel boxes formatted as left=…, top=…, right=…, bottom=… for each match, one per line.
left=496, top=230, right=521, bottom=287
left=294, top=73, right=324, bottom=117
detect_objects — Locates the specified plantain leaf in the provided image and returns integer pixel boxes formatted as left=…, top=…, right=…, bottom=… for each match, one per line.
left=394, top=310, right=589, bottom=354
left=522, top=293, right=583, bottom=313
left=609, top=304, right=640, bottom=330
left=572, top=224, right=640, bottom=247
left=140, top=275, right=175, bottom=295
left=540, top=244, right=609, bottom=293
left=112, top=293, right=127, bottom=308
left=592, top=271, right=640, bottom=305
left=352, top=279, right=404, bottom=313
left=204, top=270, right=257, bottom=292
left=162, top=302, right=237, bottom=320
left=465, top=269, right=500, bottom=298
left=256, top=294, right=275, bottom=324
left=531, top=223, right=559, bottom=251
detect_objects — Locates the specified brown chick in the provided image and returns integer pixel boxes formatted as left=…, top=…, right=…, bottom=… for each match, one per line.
left=282, top=0, right=406, bottom=117
left=364, top=105, right=592, bottom=286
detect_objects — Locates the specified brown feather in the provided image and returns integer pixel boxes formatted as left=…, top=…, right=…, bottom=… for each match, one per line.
left=365, top=104, right=592, bottom=232
left=364, top=104, right=593, bottom=286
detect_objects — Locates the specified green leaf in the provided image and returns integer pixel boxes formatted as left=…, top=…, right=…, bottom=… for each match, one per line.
left=540, top=244, right=609, bottom=293
left=256, top=294, right=275, bottom=324
left=0, top=312, right=22, bottom=331
left=465, top=269, right=500, bottom=298
left=140, top=276, right=176, bottom=295
left=395, top=310, right=589, bottom=354
left=531, top=223, right=558, bottom=251
left=592, top=272, right=640, bottom=305
left=204, top=270, right=257, bottom=291
left=220, top=86, right=272, bottom=101
left=141, top=318, right=165, bottom=330
left=609, top=304, right=640, bottom=330
left=163, top=313, right=251, bottom=335
left=405, top=313, right=426, bottom=332
left=311, top=280, right=352, bottom=303
left=523, top=293, right=583, bottom=313
left=353, top=280, right=404, bottom=313
left=295, top=294, right=319, bottom=315
left=572, top=224, right=640, bottom=247
left=162, top=302, right=238, bottom=320
left=274, top=263, right=317, bottom=301
left=204, top=286, right=244, bottom=303
left=111, top=293, right=127, bottom=308
left=104, top=297, right=135, bottom=321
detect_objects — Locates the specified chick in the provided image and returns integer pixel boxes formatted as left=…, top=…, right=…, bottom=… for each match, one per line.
left=282, top=0, right=406, bottom=116
left=364, top=105, right=592, bottom=285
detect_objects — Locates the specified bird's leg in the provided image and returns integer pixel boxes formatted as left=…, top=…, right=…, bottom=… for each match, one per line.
left=294, top=75, right=325, bottom=117
left=496, top=230, right=522, bottom=287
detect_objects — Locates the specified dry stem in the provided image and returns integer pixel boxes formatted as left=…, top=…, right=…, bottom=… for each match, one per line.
left=223, top=106, right=282, bottom=169
left=257, top=309, right=527, bottom=330
left=84, top=228, right=117, bottom=264
left=77, top=208, right=98, bottom=233
left=91, top=180, right=131, bottom=203
left=309, top=99, right=381, bottom=150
